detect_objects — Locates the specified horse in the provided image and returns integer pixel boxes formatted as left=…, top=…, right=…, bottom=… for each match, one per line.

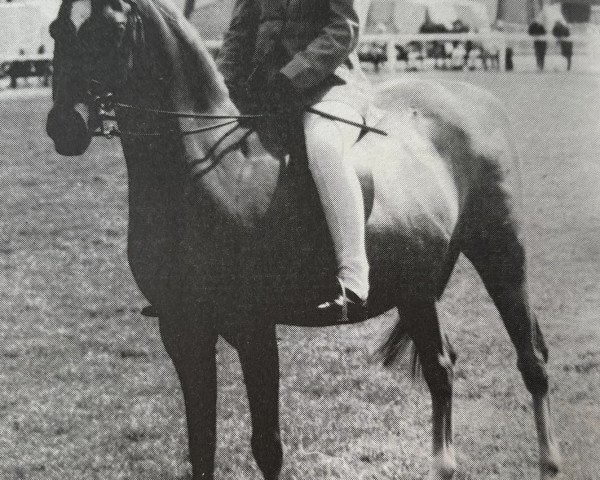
left=46, top=1, right=561, bottom=479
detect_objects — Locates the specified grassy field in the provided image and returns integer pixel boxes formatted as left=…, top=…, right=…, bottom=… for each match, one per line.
left=0, top=71, right=599, bottom=480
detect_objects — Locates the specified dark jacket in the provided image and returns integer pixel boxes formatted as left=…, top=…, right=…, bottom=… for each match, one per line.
left=216, top=0, right=362, bottom=95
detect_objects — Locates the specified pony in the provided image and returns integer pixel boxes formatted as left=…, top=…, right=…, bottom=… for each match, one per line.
left=46, top=1, right=561, bottom=479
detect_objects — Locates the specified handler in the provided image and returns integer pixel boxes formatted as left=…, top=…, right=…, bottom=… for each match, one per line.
left=217, top=0, right=371, bottom=323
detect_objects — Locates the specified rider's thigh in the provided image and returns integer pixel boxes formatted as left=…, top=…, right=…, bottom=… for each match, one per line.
left=303, top=101, right=363, bottom=155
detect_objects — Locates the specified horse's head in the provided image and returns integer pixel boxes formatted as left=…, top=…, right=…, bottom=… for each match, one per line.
left=46, top=0, right=142, bottom=155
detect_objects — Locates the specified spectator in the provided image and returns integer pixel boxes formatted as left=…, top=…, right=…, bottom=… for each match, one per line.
left=553, top=21, right=573, bottom=71
left=358, top=23, right=387, bottom=72
left=450, top=19, right=470, bottom=70
left=419, top=15, right=448, bottom=69
left=482, top=20, right=504, bottom=71
left=528, top=18, right=547, bottom=72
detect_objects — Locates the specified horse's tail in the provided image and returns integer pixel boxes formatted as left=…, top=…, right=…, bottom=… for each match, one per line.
left=377, top=316, right=421, bottom=379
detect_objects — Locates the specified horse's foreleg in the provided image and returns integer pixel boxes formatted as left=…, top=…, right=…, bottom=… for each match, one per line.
left=159, top=313, right=218, bottom=480
left=237, top=325, right=282, bottom=480
left=463, top=223, right=561, bottom=479
left=400, top=297, right=456, bottom=480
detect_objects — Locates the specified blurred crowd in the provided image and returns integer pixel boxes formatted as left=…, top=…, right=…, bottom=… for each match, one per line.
left=359, top=16, right=575, bottom=73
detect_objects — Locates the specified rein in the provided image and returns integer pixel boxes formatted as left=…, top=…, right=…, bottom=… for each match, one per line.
left=91, top=91, right=259, bottom=139
left=89, top=89, right=252, bottom=179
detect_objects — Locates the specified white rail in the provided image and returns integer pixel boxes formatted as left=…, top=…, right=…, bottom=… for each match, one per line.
left=3, top=34, right=596, bottom=73
left=359, top=32, right=595, bottom=72
left=1, top=53, right=53, bottom=64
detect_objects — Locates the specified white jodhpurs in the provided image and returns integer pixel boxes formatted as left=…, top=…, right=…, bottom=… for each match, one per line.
left=303, top=101, right=369, bottom=300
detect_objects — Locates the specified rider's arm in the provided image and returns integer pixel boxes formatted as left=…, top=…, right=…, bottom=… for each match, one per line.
left=279, top=0, right=360, bottom=91
left=216, top=0, right=260, bottom=88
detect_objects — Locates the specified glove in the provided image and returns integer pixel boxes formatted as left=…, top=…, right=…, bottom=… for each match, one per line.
left=225, top=81, right=259, bottom=129
left=265, top=72, right=304, bottom=120
left=226, top=81, right=254, bottom=110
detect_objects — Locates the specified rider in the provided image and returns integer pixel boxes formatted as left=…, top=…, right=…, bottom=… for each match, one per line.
left=217, top=0, right=371, bottom=323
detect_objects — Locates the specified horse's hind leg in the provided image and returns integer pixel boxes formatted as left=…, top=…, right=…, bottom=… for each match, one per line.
left=237, top=325, right=283, bottom=480
left=461, top=211, right=561, bottom=479
left=399, top=297, right=457, bottom=480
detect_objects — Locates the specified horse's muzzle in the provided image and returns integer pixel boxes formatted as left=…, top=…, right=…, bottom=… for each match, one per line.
left=46, top=103, right=93, bottom=156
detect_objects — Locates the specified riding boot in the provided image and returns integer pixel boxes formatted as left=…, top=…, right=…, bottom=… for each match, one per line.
left=303, top=101, right=369, bottom=323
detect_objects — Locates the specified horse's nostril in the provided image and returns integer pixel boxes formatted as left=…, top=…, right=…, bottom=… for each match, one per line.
left=47, top=106, right=92, bottom=156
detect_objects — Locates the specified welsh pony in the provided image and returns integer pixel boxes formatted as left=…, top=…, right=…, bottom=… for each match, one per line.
left=46, top=1, right=560, bottom=478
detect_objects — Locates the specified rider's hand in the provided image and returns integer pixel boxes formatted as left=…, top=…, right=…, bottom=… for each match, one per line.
left=265, top=72, right=304, bottom=119
left=226, top=81, right=259, bottom=129
left=226, top=81, right=254, bottom=110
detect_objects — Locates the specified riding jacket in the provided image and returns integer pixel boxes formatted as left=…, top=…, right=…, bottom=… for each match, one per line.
left=216, top=0, right=370, bottom=109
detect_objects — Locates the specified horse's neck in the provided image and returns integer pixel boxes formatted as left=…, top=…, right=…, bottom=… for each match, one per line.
left=123, top=1, right=281, bottom=227
left=121, top=70, right=276, bottom=229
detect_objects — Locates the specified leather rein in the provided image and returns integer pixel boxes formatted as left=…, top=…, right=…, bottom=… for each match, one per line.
left=90, top=91, right=261, bottom=139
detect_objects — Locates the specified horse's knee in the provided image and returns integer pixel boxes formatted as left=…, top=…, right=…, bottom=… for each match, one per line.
left=251, top=431, right=282, bottom=478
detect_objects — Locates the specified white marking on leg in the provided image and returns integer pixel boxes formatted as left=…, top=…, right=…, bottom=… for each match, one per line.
left=430, top=395, right=456, bottom=480
left=533, top=395, right=561, bottom=479
left=70, top=0, right=92, bottom=33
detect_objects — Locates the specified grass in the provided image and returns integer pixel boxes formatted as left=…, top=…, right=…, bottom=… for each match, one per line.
left=0, top=71, right=599, bottom=479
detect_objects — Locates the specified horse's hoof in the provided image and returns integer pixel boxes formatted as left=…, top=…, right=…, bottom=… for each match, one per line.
left=540, top=459, right=561, bottom=479
left=540, top=465, right=560, bottom=480
left=540, top=445, right=561, bottom=479
left=429, top=452, right=456, bottom=480
left=429, top=468, right=455, bottom=480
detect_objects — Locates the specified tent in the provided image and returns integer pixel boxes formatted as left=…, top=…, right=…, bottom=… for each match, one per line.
left=364, top=0, right=493, bottom=33
left=538, top=3, right=568, bottom=28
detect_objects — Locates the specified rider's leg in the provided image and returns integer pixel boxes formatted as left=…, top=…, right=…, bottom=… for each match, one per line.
left=303, top=100, right=369, bottom=303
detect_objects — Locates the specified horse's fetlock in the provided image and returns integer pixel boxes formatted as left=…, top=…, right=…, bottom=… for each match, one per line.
left=251, top=432, right=283, bottom=469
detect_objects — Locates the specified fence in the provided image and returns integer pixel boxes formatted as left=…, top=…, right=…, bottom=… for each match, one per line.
left=359, top=32, right=598, bottom=72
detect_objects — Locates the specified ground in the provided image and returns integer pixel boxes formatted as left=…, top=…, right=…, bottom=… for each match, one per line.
left=0, top=71, right=598, bottom=480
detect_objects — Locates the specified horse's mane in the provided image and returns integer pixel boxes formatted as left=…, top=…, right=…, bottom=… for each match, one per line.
left=133, top=0, right=229, bottom=111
